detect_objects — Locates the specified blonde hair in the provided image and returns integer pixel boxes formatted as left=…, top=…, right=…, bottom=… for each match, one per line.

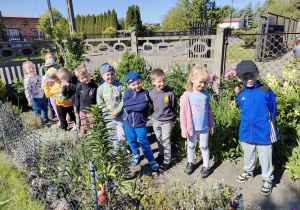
left=74, top=64, right=87, bottom=77
left=185, top=66, right=210, bottom=92
left=44, top=52, right=55, bottom=60
left=150, top=68, right=166, bottom=81
left=57, top=68, right=71, bottom=81
left=22, top=61, right=35, bottom=71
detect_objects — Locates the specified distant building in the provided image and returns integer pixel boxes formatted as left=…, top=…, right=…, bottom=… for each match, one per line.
left=146, top=23, right=160, bottom=29
left=1, top=14, right=44, bottom=42
left=218, top=18, right=244, bottom=29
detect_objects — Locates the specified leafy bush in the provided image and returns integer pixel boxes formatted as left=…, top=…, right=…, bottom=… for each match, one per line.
left=232, top=28, right=257, bottom=49
left=19, top=111, right=42, bottom=129
left=141, top=176, right=239, bottom=209
left=0, top=78, right=5, bottom=101
left=4, top=101, right=22, bottom=117
left=115, top=50, right=152, bottom=90
left=286, top=140, right=300, bottom=180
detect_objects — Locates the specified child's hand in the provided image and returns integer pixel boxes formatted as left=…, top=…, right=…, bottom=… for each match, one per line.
left=28, top=100, right=34, bottom=107
left=76, top=113, right=79, bottom=117
left=210, top=127, right=214, bottom=135
left=181, top=131, right=188, bottom=138
left=111, top=111, right=118, bottom=119
left=172, top=121, right=176, bottom=125
left=61, top=81, right=69, bottom=88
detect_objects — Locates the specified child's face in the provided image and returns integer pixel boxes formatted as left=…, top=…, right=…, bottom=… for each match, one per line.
left=101, top=71, right=115, bottom=84
left=191, top=76, right=207, bottom=93
left=25, top=64, right=36, bottom=76
left=79, top=73, right=91, bottom=84
left=58, top=75, right=68, bottom=84
left=152, top=76, right=166, bottom=90
left=128, top=79, right=143, bottom=92
left=237, top=71, right=259, bottom=87
left=45, top=54, right=55, bottom=61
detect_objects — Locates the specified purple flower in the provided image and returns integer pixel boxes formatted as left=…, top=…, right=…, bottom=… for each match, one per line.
left=214, top=82, right=220, bottom=89
left=210, top=74, right=216, bottom=82
left=234, top=86, right=240, bottom=94
left=230, top=201, right=238, bottom=209
left=291, top=207, right=296, bottom=210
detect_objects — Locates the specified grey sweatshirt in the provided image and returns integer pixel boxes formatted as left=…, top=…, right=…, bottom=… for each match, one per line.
left=149, top=85, right=177, bottom=122
left=24, top=74, right=44, bottom=101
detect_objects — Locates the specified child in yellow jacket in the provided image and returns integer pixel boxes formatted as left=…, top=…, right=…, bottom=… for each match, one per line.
left=44, top=67, right=75, bottom=130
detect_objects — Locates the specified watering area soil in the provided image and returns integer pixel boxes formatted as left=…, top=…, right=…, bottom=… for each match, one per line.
left=45, top=116, right=300, bottom=209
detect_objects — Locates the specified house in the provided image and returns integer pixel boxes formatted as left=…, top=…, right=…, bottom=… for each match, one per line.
left=1, top=14, right=44, bottom=42
left=218, top=18, right=244, bottom=29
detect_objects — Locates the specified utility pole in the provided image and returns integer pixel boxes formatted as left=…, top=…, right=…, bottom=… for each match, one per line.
left=47, top=0, right=54, bottom=27
left=66, top=0, right=77, bottom=33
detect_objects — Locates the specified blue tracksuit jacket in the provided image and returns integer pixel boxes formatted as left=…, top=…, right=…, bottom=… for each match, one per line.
left=122, top=89, right=149, bottom=128
left=237, top=81, right=279, bottom=145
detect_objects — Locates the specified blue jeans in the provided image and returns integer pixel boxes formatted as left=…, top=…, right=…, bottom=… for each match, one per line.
left=125, top=124, right=154, bottom=163
left=48, top=97, right=55, bottom=115
left=32, top=96, right=48, bottom=121
left=242, top=142, right=273, bottom=181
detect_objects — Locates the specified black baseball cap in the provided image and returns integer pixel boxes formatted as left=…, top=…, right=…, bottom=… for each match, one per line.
left=236, top=60, right=258, bottom=77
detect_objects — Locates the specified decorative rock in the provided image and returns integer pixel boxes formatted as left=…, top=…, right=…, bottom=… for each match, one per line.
left=26, top=172, right=37, bottom=183
left=46, top=185, right=59, bottom=203
left=50, top=198, right=71, bottom=210
left=31, top=178, right=51, bottom=190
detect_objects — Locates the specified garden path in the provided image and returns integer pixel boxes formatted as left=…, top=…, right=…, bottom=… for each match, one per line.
left=129, top=128, right=300, bottom=209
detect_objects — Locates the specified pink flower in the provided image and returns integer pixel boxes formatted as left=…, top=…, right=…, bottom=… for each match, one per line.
left=210, top=74, right=216, bottom=82
left=234, top=86, right=240, bottom=94
left=233, top=66, right=236, bottom=71
left=214, top=82, right=220, bottom=89
left=225, top=71, right=236, bottom=80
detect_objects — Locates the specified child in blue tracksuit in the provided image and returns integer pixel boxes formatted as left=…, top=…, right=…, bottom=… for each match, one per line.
left=235, top=60, right=279, bottom=196
left=122, top=71, right=159, bottom=172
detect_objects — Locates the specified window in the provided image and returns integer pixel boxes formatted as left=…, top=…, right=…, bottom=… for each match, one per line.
left=6, top=29, right=21, bottom=41
left=32, top=29, right=45, bottom=40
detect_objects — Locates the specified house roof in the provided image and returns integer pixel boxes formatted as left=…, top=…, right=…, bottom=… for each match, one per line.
left=2, top=14, right=41, bottom=19
left=223, top=18, right=243, bottom=23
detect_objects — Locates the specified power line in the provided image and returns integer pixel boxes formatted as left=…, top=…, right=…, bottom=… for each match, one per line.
left=31, top=0, right=39, bottom=15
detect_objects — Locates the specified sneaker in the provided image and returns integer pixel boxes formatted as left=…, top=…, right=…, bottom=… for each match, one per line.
left=155, top=154, right=164, bottom=164
left=200, top=167, right=210, bottom=178
left=159, top=163, right=170, bottom=171
left=261, top=180, right=272, bottom=195
left=236, top=171, right=254, bottom=183
left=184, top=162, right=194, bottom=175
left=71, top=125, right=77, bottom=131
left=42, top=119, right=49, bottom=124
left=149, top=161, right=159, bottom=171
left=131, top=155, right=140, bottom=165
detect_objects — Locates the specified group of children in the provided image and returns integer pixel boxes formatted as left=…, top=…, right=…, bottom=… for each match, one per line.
left=23, top=55, right=278, bottom=196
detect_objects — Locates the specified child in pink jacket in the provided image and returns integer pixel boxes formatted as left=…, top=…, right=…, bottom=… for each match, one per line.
left=180, top=66, right=214, bottom=177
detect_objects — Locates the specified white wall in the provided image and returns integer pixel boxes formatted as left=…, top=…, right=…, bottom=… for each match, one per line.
left=218, top=20, right=244, bottom=29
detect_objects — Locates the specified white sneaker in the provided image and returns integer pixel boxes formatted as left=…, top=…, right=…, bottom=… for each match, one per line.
left=71, top=125, right=77, bottom=131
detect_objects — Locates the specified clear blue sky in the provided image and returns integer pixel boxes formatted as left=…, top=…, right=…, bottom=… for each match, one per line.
left=0, top=0, right=263, bottom=24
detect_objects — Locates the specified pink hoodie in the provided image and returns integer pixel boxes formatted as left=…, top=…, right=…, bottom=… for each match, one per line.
left=180, top=91, right=214, bottom=137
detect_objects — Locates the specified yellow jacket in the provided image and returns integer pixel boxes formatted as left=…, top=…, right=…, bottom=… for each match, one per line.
left=44, top=82, right=72, bottom=106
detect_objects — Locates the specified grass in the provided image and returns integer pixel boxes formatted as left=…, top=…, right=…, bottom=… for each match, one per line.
left=0, top=151, right=45, bottom=210
left=226, top=43, right=255, bottom=63
left=0, top=54, right=43, bottom=63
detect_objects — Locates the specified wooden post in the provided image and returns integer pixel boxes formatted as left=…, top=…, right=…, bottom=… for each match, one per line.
left=214, top=28, right=225, bottom=79
left=131, top=32, right=138, bottom=53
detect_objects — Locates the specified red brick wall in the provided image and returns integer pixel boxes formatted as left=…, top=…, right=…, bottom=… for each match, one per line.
left=4, top=17, right=40, bottom=36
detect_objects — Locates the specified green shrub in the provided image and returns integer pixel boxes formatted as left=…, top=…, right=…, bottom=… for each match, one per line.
left=19, top=111, right=42, bottom=129
left=4, top=101, right=22, bottom=117
left=232, top=28, right=257, bottom=49
left=0, top=78, right=6, bottom=101
left=286, top=140, right=300, bottom=180
left=141, top=176, right=238, bottom=209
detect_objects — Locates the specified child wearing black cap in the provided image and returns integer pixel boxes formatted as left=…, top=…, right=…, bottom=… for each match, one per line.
left=236, top=60, right=279, bottom=196
left=96, top=63, right=127, bottom=148
left=122, top=71, right=159, bottom=172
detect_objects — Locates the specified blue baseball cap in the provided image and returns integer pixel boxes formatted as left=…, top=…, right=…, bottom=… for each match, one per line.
left=125, top=71, right=143, bottom=84
left=100, top=64, right=115, bottom=74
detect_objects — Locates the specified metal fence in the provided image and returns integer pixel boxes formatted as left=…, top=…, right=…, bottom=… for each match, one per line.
left=0, top=100, right=142, bottom=210
left=223, top=31, right=300, bottom=78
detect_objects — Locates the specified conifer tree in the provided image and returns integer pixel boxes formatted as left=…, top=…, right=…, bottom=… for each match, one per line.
left=99, top=14, right=103, bottom=33
left=107, top=10, right=111, bottom=28
left=111, top=9, right=118, bottom=29
left=85, top=15, right=90, bottom=34
left=89, top=14, right=96, bottom=34
left=103, top=12, right=107, bottom=31
left=135, top=5, right=142, bottom=32
left=125, top=6, right=134, bottom=29
left=75, top=14, right=81, bottom=33
left=79, top=15, right=85, bottom=33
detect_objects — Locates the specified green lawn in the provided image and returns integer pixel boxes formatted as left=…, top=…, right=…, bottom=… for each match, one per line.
left=226, top=43, right=255, bottom=63
left=0, top=151, right=44, bottom=210
left=0, top=54, right=43, bottom=63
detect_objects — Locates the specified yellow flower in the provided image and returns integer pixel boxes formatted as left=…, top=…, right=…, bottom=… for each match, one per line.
left=295, top=110, right=300, bottom=116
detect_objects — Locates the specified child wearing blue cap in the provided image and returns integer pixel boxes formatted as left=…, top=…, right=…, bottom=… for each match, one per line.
left=96, top=63, right=127, bottom=147
left=122, top=71, right=159, bottom=171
